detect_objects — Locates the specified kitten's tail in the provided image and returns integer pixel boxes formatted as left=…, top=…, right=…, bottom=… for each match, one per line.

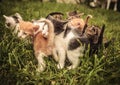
left=39, top=18, right=55, bottom=55
left=82, top=15, right=93, bottom=34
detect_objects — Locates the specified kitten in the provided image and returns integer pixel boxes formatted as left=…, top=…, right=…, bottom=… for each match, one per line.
left=85, top=25, right=105, bottom=56
left=53, top=17, right=87, bottom=69
left=56, top=24, right=105, bottom=69
left=17, top=18, right=55, bottom=72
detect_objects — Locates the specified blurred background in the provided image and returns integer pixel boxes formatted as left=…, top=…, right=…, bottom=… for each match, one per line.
left=0, top=0, right=120, bottom=12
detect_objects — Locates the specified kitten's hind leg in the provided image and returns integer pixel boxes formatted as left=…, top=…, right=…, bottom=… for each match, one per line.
left=52, top=47, right=59, bottom=62
left=36, top=52, right=46, bottom=72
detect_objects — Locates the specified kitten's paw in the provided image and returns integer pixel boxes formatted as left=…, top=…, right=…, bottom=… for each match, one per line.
left=57, top=64, right=64, bottom=69
left=67, top=65, right=76, bottom=70
left=36, top=67, right=44, bottom=72
left=67, top=66, right=73, bottom=70
left=36, top=67, right=45, bottom=72
left=37, top=63, right=46, bottom=72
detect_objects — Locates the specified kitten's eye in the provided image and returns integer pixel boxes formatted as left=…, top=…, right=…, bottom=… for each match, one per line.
left=23, top=32, right=27, bottom=35
left=6, top=23, right=11, bottom=27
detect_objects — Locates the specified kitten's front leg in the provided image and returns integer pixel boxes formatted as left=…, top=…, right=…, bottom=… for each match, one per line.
left=67, top=47, right=84, bottom=69
left=67, top=53, right=80, bottom=70
left=57, top=48, right=66, bottom=69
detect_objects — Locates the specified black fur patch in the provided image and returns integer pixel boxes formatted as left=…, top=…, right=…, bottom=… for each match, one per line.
left=53, top=20, right=65, bottom=35
left=63, top=25, right=71, bottom=38
left=46, top=15, right=67, bottom=35
left=68, top=35, right=89, bottom=50
left=68, top=38, right=81, bottom=50
left=89, top=25, right=105, bottom=56
left=72, top=28, right=82, bottom=36
left=12, top=16, right=19, bottom=23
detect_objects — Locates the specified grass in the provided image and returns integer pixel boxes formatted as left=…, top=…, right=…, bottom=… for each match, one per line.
left=0, top=0, right=120, bottom=85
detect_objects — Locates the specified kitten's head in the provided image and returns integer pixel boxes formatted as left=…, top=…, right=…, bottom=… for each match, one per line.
left=85, top=25, right=105, bottom=44
left=3, top=13, right=22, bottom=28
left=67, top=14, right=92, bottom=33
left=67, top=18, right=85, bottom=32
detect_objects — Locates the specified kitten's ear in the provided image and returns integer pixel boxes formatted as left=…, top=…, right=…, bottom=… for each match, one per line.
left=3, top=15, right=8, bottom=19
left=15, top=13, right=23, bottom=20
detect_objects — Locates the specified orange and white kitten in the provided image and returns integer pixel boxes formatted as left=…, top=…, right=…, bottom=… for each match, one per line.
left=19, top=18, right=55, bottom=72
left=17, top=18, right=55, bottom=72
left=16, top=18, right=55, bottom=72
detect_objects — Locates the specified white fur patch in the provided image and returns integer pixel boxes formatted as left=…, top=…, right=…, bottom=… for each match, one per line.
left=65, top=31, right=75, bottom=42
left=4, top=16, right=17, bottom=28
left=33, top=21, right=49, bottom=37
